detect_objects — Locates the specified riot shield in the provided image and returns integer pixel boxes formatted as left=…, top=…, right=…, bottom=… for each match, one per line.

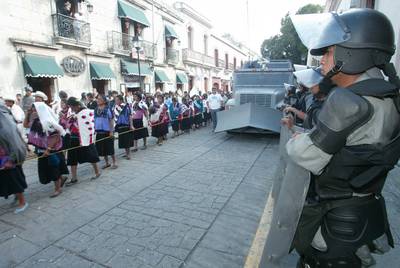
left=259, top=125, right=310, bottom=268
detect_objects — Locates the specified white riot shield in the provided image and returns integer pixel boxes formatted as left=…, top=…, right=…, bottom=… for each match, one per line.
left=259, top=125, right=310, bottom=268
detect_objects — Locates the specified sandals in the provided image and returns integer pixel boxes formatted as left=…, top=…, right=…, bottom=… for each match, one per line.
left=60, top=176, right=68, bottom=188
left=65, top=179, right=78, bottom=187
left=14, top=202, right=29, bottom=214
left=90, top=173, right=101, bottom=180
left=102, top=164, right=111, bottom=169
left=110, top=165, right=118, bottom=170
left=50, top=190, right=62, bottom=198
left=132, top=148, right=138, bottom=152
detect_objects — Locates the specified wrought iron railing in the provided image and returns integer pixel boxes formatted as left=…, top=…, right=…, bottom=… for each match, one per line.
left=182, top=48, right=215, bottom=67
left=165, top=48, right=179, bottom=65
left=107, top=31, right=157, bottom=60
left=52, top=13, right=91, bottom=45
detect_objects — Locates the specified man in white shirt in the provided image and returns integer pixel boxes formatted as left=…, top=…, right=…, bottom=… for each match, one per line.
left=206, top=88, right=224, bottom=131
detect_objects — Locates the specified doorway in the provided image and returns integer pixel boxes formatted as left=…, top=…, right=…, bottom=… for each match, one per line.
left=92, top=80, right=108, bottom=96
left=26, top=77, right=54, bottom=103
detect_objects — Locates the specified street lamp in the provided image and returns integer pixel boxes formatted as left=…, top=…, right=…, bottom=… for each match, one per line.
left=132, top=35, right=142, bottom=91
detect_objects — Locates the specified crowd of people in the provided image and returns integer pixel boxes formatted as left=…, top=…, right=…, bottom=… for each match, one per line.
left=0, top=86, right=230, bottom=214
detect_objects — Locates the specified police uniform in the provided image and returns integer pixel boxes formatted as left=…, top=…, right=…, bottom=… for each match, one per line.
left=287, top=9, right=400, bottom=267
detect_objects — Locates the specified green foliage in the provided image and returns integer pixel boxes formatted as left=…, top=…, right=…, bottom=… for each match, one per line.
left=260, top=4, right=324, bottom=64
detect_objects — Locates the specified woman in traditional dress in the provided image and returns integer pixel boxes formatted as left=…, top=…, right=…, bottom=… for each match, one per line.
left=94, top=94, right=117, bottom=169
left=0, top=103, right=28, bottom=213
left=169, top=97, right=181, bottom=138
left=180, top=98, right=191, bottom=133
left=193, top=95, right=204, bottom=129
left=64, top=97, right=101, bottom=186
left=149, top=103, right=163, bottom=145
left=157, top=95, right=170, bottom=141
left=131, top=93, right=149, bottom=151
left=202, top=93, right=211, bottom=126
left=24, top=91, right=69, bottom=198
left=114, top=95, right=133, bottom=159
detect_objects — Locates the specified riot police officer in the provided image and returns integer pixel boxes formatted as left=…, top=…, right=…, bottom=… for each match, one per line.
left=287, top=8, right=400, bottom=267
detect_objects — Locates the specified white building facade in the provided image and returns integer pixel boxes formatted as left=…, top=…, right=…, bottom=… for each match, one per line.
left=0, top=0, right=253, bottom=101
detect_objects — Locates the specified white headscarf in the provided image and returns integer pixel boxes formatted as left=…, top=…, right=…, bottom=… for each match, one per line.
left=33, top=102, right=66, bottom=136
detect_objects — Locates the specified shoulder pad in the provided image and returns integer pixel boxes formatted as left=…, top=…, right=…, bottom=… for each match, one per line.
left=309, top=88, right=373, bottom=154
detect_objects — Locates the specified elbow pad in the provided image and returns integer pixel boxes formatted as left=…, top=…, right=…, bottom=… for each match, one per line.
left=309, top=88, right=373, bottom=154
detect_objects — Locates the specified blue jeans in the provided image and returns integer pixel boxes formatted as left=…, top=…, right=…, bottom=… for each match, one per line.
left=210, top=109, right=219, bottom=130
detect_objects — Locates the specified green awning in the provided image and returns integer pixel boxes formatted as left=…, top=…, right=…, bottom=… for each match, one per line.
left=154, top=70, right=170, bottom=83
left=23, top=54, right=63, bottom=78
left=90, top=62, right=116, bottom=80
left=118, top=0, right=150, bottom=27
left=165, top=25, right=178, bottom=39
left=121, top=60, right=152, bottom=76
left=176, top=72, right=188, bottom=84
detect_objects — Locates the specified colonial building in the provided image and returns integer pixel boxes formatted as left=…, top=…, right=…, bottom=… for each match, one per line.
left=0, top=0, right=254, bottom=101
left=308, top=0, right=400, bottom=71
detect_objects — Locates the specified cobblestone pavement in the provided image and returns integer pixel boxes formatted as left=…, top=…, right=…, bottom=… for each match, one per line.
left=1, top=127, right=399, bottom=268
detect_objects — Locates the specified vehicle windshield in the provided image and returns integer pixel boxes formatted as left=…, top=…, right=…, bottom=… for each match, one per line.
left=234, top=72, right=292, bottom=87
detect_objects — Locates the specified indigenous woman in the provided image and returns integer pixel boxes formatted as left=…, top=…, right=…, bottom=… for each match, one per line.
left=149, top=104, right=163, bottom=145
left=94, top=94, right=117, bottom=169
left=65, top=97, right=100, bottom=186
left=157, top=94, right=170, bottom=141
left=59, top=99, right=71, bottom=152
left=169, top=97, right=181, bottom=138
left=114, top=95, right=133, bottom=159
left=0, top=103, right=28, bottom=213
left=132, top=93, right=149, bottom=151
left=24, top=92, right=69, bottom=198
left=202, top=93, right=211, bottom=126
left=193, top=95, right=204, bottom=129
left=180, top=98, right=191, bottom=133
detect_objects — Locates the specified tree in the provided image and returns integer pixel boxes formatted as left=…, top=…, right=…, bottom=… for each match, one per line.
left=260, top=4, right=324, bottom=64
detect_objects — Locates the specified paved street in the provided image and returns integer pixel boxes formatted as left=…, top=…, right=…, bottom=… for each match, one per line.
left=1, top=127, right=400, bottom=268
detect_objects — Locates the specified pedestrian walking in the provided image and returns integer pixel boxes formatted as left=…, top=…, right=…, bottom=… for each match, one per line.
left=206, top=88, right=224, bottom=131
left=0, top=103, right=28, bottom=213
left=94, top=94, right=117, bottom=169
left=24, top=92, right=69, bottom=198
left=114, top=95, right=134, bottom=159
left=64, top=97, right=101, bottom=186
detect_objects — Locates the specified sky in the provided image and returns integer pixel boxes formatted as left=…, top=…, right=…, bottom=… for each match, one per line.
left=164, top=0, right=326, bottom=54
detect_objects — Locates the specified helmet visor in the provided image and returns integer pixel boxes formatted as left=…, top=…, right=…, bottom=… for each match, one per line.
left=293, top=68, right=324, bottom=88
left=291, top=13, right=351, bottom=55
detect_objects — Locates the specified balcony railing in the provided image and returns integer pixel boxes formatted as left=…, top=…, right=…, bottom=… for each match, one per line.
left=52, top=13, right=91, bottom=47
left=182, top=48, right=215, bottom=68
left=218, top=59, right=226, bottom=69
left=107, top=31, right=157, bottom=60
left=165, top=48, right=179, bottom=65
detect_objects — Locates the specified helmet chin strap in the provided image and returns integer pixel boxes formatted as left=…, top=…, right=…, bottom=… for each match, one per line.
left=380, top=62, right=400, bottom=88
left=325, top=61, right=343, bottom=79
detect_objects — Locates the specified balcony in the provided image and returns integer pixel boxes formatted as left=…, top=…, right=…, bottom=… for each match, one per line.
left=165, top=48, right=179, bottom=65
left=182, top=48, right=215, bottom=68
left=107, top=31, right=157, bottom=61
left=52, top=13, right=91, bottom=48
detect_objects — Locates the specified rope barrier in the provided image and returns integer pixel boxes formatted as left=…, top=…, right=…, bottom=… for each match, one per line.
left=20, top=111, right=207, bottom=165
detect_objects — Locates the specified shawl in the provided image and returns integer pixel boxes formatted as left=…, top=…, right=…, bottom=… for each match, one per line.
left=33, top=102, right=66, bottom=136
left=0, top=104, right=26, bottom=165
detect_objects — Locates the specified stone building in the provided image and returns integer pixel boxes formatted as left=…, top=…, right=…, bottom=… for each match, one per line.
left=0, top=0, right=255, bottom=101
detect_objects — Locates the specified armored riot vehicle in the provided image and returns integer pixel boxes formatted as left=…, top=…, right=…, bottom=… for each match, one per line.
left=215, top=59, right=294, bottom=133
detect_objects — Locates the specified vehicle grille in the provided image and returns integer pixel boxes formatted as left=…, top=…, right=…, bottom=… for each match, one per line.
left=240, top=94, right=272, bottom=107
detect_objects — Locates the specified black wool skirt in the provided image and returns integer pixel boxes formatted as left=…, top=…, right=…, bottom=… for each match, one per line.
left=162, top=122, right=169, bottom=135
left=0, top=166, right=27, bottom=198
left=151, top=123, right=163, bottom=138
left=38, top=152, right=69, bottom=185
left=96, top=132, right=115, bottom=156
left=116, top=125, right=134, bottom=149
left=67, top=135, right=100, bottom=165
left=62, top=134, right=71, bottom=151
left=180, top=116, right=191, bottom=130
left=171, top=119, right=180, bottom=132
left=194, top=113, right=203, bottom=125
left=132, top=119, right=149, bottom=140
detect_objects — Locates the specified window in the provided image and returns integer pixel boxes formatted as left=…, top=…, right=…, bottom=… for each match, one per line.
left=204, top=77, right=208, bottom=92
left=214, top=49, right=219, bottom=67
left=188, top=26, right=193, bottom=50
left=234, top=57, right=237, bottom=70
left=225, top=53, right=229, bottom=69
left=56, top=0, right=79, bottom=17
left=204, top=35, right=208, bottom=55
left=350, top=0, right=361, bottom=8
